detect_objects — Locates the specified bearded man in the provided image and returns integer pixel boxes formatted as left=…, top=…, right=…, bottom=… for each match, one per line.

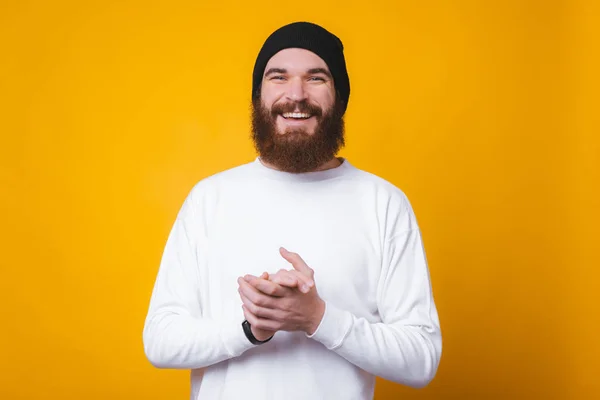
left=143, top=21, right=442, bottom=400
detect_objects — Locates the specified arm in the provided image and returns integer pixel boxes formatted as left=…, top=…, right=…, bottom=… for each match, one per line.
left=142, top=193, right=255, bottom=369
left=307, top=227, right=442, bottom=388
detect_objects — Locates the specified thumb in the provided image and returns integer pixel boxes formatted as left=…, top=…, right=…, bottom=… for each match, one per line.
left=279, top=247, right=314, bottom=278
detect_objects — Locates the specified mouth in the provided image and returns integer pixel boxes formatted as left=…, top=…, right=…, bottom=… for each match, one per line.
left=281, top=112, right=313, bottom=120
left=278, top=112, right=316, bottom=127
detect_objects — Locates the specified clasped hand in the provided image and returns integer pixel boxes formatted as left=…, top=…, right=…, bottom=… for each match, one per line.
left=237, top=247, right=325, bottom=341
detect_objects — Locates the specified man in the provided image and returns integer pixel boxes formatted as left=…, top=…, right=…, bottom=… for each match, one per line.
left=143, top=21, right=442, bottom=400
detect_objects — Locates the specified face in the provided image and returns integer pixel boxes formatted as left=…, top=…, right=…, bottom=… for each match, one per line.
left=261, top=48, right=336, bottom=135
left=251, top=48, right=345, bottom=173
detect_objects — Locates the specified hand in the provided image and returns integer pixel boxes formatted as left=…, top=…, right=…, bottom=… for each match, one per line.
left=238, top=247, right=325, bottom=335
left=268, top=247, right=315, bottom=293
left=242, top=272, right=276, bottom=341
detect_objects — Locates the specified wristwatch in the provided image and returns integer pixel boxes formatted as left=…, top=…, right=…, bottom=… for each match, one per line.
left=242, top=320, right=273, bottom=345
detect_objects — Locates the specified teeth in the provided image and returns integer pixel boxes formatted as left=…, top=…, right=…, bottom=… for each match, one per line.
left=282, top=112, right=311, bottom=119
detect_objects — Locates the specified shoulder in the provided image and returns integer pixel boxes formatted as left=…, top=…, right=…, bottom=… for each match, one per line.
left=188, top=159, right=256, bottom=195
left=346, top=162, right=413, bottom=211
left=345, top=161, right=419, bottom=233
left=173, top=159, right=257, bottom=217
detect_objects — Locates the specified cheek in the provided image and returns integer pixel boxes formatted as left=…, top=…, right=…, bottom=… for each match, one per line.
left=260, top=85, right=283, bottom=107
left=311, top=88, right=335, bottom=109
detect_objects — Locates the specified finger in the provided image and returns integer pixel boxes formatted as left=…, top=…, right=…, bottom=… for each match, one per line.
left=270, top=270, right=301, bottom=288
left=244, top=271, right=269, bottom=282
left=271, top=270, right=313, bottom=293
left=242, top=305, right=279, bottom=331
left=245, top=270, right=309, bottom=291
left=239, top=293, right=281, bottom=320
left=247, top=276, right=288, bottom=297
left=279, top=247, right=314, bottom=278
left=238, top=278, right=274, bottom=308
left=286, top=270, right=314, bottom=293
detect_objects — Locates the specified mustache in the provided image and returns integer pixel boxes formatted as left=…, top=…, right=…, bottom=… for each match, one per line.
left=270, top=101, right=323, bottom=118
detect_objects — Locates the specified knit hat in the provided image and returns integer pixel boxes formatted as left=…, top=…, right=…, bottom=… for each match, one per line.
left=252, top=21, right=350, bottom=114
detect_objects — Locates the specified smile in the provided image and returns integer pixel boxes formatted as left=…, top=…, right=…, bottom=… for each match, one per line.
left=281, top=112, right=312, bottom=119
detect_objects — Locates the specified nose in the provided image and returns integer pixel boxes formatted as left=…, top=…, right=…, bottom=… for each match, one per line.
left=285, top=77, right=307, bottom=102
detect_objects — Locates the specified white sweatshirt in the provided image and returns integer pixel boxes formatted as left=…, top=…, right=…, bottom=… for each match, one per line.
left=143, top=157, right=442, bottom=400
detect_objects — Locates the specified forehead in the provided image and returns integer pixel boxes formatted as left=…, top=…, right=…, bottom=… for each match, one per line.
left=264, top=48, right=329, bottom=74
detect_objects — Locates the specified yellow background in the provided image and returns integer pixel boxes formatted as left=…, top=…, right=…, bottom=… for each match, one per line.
left=1, top=1, right=598, bottom=399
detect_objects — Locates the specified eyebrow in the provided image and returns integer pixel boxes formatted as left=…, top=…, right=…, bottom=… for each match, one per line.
left=264, top=67, right=332, bottom=79
left=307, top=68, right=332, bottom=79
left=264, top=68, right=287, bottom=77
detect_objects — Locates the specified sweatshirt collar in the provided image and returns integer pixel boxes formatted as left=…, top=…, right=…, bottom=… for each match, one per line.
left=252, top=156, right=353, bottom=183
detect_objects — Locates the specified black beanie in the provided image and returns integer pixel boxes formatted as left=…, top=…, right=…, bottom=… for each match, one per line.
left=252, top=21, right=350, bottom=114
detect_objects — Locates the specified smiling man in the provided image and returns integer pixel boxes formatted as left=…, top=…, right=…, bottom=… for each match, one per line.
left=251, top=40, right=346, bottom=174
left=143, top=21, right=442, bottom=400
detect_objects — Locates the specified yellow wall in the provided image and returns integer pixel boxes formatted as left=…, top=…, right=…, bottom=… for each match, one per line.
left=1, top=1, right=598, bottom=399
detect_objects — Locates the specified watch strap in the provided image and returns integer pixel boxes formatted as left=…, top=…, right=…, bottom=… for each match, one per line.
left=242, top=320, right=273, bottom=345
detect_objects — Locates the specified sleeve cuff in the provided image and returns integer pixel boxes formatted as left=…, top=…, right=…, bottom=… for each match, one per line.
left=306, top=301, right=353, bottom=349
left=221, top=318, right=256, bottom=357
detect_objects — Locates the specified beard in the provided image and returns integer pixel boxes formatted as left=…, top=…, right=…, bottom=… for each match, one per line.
left=251, top=97, right=345, bottom=173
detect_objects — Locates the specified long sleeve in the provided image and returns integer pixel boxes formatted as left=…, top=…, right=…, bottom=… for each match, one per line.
left=142, top=192, right=255, bottom=369
left=307, top=216, right=442, bottom=387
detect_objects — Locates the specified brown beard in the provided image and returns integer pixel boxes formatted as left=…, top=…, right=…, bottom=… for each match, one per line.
left=251, top=97, right=345, bottom=173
